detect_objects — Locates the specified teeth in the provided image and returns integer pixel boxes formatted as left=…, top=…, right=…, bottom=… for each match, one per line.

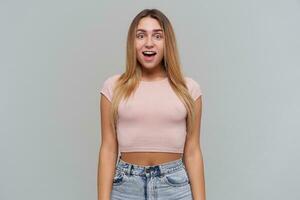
left=143, top=51, right=156, bottom=55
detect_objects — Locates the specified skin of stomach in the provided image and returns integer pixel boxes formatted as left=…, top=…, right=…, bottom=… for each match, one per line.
left=120, top=152, right=183, bottom=166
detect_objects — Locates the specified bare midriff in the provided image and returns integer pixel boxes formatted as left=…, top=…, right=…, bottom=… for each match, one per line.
left=120, top=152, right=183, bottom=166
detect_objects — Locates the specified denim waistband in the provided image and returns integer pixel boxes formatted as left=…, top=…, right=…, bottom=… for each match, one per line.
left=116, top=156, right=185, bottom=177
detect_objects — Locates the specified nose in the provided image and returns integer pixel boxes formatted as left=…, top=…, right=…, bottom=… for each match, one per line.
left=145, top=36, right=154, bottom=47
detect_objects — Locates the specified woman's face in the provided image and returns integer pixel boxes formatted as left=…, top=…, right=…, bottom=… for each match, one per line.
left=135, top=17, right=164, bottom=70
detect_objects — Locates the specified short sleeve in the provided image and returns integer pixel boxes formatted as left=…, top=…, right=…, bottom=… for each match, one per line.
left=185, top=77, right=203, bottom=101
left=100, top=74, right=120, bottom=102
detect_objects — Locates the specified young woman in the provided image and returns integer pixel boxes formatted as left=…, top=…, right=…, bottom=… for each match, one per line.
left=98, top=8, right=206, bottom=200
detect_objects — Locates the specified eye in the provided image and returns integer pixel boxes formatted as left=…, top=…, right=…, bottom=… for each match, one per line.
left=136, top=34, right=144, bottom=39
left=154, top=33, right=163, bottom=39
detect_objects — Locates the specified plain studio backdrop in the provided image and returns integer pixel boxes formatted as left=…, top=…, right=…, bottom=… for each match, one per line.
left=1, top=0, right=299, bottom=200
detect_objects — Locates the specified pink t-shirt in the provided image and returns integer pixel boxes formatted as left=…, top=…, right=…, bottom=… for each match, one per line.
left=100, top=74, right=202, bottom=153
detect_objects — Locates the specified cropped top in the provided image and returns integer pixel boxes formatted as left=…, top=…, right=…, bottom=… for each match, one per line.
left=100, top=74, right=203, bottom=153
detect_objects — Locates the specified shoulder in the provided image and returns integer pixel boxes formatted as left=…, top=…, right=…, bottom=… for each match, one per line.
left=103, top=73, right=121, bottom=84
left=185, top=76, right=200, bottom=87
left=100, top=73, right=121, bottom=102
left=184, top=76, right=203, bottom=100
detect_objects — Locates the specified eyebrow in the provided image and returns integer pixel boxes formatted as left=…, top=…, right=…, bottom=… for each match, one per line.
left=136, top=29, right=163, bottom=33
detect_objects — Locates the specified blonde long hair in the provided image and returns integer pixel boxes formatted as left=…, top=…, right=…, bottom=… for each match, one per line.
left=109, top=9, right=196, bottom=138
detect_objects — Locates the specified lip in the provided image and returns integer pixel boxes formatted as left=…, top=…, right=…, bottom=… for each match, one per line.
left=142, top=51, right=156, bottom=62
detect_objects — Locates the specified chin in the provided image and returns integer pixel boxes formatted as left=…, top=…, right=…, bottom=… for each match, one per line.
left=142, top=63, right=158, bottom=68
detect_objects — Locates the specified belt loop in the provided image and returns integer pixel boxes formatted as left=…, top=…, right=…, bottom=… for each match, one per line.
left=158, top=165, right=164, bottom=177
left=127, top=164, right=132, bottom=175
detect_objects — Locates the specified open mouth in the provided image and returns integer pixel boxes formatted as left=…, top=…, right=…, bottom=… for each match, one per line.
left=142, top=51, right=157, bottom=57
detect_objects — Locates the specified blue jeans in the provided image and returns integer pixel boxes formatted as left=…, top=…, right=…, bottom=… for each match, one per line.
left=111, top=156, right=193, bottom=200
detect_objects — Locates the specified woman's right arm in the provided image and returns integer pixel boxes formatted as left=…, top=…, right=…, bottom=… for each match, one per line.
left=97, top=94, right=119, bottom=200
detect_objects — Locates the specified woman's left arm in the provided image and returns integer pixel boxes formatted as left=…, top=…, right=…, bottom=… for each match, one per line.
left=183, top=96, right=206, bottom=200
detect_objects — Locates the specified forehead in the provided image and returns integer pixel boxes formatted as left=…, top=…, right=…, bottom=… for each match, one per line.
left=136, top=17, right=163, bottom=32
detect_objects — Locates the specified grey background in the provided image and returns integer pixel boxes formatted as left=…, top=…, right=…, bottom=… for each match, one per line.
left=1, top=0, right=299, bottom=200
